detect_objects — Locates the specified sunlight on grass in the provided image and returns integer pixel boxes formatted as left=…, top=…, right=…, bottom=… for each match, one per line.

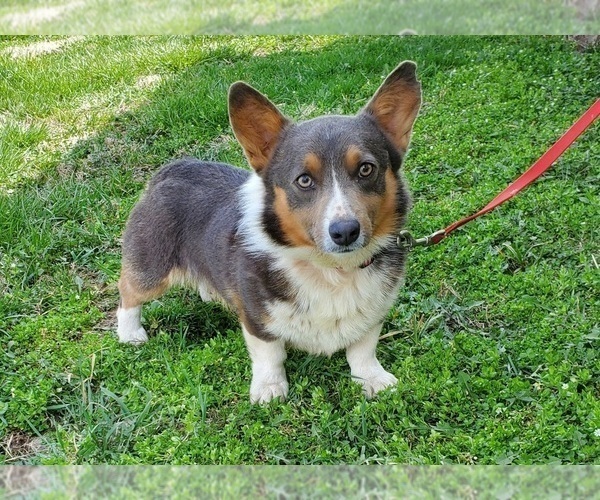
left=0, top=36, right=336, bottom=190
left=0, top=0, right=597, bottom=34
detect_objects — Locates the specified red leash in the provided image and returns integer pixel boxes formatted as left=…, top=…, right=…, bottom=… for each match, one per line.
left=398, top=98, right=600, bottom=249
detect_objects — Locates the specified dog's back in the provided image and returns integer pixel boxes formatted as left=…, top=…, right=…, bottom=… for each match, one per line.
left=121, top=158, right=248, bottom=298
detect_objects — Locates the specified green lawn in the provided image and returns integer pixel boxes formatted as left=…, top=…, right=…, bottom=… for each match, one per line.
left=0, top=0, right=598, bottom=34
left=0, top=36, right=599, bottom=465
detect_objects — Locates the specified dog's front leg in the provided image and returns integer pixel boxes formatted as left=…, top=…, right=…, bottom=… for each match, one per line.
left=346, top=324, right=398, bottom=398
left=242, top=326, right=288, bottom=404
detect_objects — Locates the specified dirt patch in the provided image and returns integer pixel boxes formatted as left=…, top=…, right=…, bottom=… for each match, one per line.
left=0, top=431, right=47, bottom=463
left=95, top=310, right=117, bottom=335
left=93, top=281, right=120, bottom=335
left=567, top=35, right=600, bottom=50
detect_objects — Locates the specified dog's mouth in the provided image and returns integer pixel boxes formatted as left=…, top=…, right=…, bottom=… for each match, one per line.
left=306, top=223, right=386, bottom=269
left=312, top=235, right=381, bottom=269
left=321, top=239, right=367, bottom=255
left=332, top=247, right=357, bottom=254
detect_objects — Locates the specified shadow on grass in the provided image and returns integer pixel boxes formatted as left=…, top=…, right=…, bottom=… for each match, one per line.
left=7, top=36, right=467, bottom=342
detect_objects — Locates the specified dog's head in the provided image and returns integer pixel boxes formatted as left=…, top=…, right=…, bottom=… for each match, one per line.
left=229, top=61, right=421, bottom=268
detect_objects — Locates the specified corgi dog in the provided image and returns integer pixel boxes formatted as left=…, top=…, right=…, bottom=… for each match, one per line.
left=117, top=61, right=422, bottom=403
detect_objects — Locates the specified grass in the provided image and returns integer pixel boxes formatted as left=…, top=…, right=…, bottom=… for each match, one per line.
left=6, top=465, right=600, bottom=497
left=0, top=0, right=598, bottom=35
left=0, top=35, right=599, bottom=465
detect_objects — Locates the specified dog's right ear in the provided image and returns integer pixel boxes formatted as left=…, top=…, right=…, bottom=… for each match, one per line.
left=362, top=61, right=422, bottom=153
left=228, top=82, right=291, bottom=174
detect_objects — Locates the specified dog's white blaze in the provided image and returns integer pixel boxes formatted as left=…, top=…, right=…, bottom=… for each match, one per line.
left=324, top=171, right=352, bottom=220
left=322, top=171, right=365, bottom=248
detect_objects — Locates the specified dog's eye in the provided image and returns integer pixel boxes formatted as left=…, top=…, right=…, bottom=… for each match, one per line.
left=295, top=174, right=314, bottom=189
left=358, top=163, right=375, bottom=178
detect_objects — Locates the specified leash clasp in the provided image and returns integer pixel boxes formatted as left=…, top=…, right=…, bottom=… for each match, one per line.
left=396, top=229, right=446, bottom=250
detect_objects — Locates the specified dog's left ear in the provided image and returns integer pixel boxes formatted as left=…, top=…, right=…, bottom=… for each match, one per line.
left=229, top=82, right=291, bottom=174
left=362, top=61, right=422, bottom=152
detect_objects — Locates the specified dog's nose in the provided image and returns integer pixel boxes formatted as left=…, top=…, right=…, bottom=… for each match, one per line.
left=329, top=219, right=361, bottom=246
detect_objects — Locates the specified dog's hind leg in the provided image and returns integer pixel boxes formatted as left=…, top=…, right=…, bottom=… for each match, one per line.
left=117, top=265, right=169, bottom=344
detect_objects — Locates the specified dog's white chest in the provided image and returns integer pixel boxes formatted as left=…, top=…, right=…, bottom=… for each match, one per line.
left=265, top=261, right=400, bottom=356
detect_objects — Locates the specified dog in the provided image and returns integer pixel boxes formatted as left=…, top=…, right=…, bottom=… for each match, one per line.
left=116, top=61, right=422, bottom=403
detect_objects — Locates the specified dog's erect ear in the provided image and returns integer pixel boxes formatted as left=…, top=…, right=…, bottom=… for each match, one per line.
left=229, top=82, right=291, bottom=173
left=362, top=61, right=422, bottom=152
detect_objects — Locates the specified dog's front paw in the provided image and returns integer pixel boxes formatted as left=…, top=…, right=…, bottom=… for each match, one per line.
left=250, top=378, right=289, bottom=404
left=356, top=370, right=398, bottom=399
